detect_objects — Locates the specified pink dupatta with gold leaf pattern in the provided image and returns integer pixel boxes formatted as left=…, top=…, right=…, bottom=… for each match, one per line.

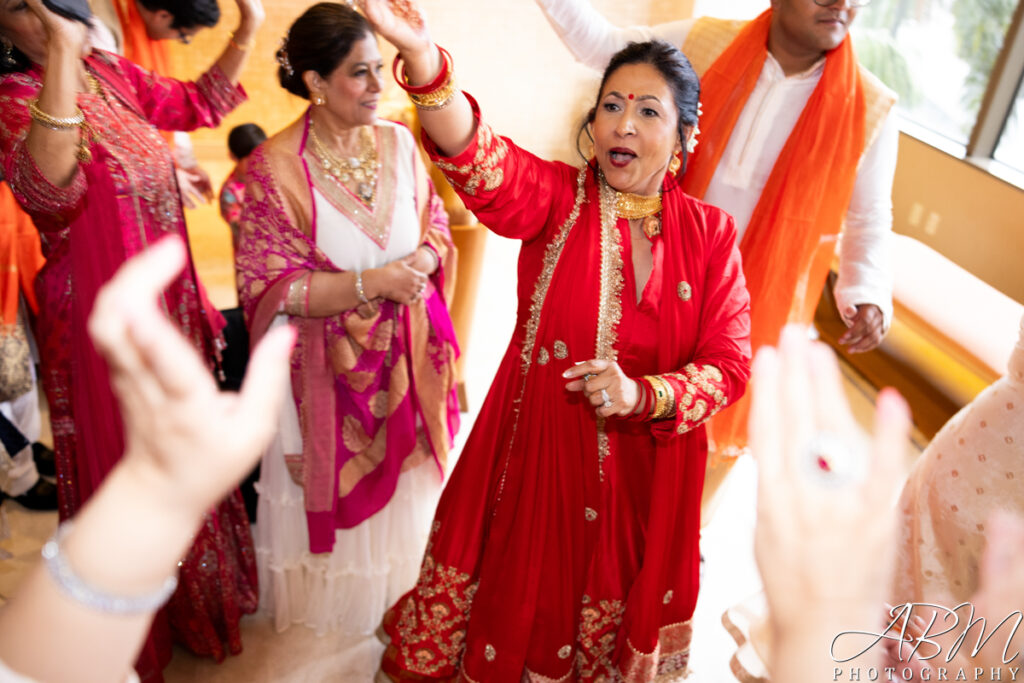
left=236, top=112, right=459, bottom=553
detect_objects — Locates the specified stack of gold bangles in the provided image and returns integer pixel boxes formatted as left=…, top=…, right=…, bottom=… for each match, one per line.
left=392, top=45, right=457, bottom=111
left=634, top=375, right=675, bottom=421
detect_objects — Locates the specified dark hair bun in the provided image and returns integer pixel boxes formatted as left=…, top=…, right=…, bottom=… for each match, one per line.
left=276, top=3, right=373, bottom=101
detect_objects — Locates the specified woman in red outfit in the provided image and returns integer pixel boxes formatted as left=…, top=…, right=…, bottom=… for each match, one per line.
left=367, top=1, right=751, bottom=680
left=0, top=0, right=264, bottom=678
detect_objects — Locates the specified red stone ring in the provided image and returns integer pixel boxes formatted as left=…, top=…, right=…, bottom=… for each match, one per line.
left=802, top=431, right=866, bottom=488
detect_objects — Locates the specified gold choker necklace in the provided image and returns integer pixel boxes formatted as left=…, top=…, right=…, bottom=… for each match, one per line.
left=309, top=123, right=378, bottom=206
left=615, top=191, right=662, bottom=220
left=615, top=191, right=662, bottom=239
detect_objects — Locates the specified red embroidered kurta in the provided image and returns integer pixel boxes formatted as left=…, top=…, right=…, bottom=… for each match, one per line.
left=0, top=51, right=256, bottom=681
left=380, top=98, right=751, bottom=682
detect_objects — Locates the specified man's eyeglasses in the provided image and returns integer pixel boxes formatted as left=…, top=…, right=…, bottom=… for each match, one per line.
left=813, top=0, right=871, bottom=7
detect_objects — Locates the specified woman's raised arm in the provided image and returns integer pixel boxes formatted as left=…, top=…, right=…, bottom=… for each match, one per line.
left=360, top=0, right=475, bottom=157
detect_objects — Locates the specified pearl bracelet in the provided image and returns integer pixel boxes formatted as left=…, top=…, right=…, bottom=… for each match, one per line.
left=41, top=521, right=179, bottom=614
left=355, top=270, right=370, bottom=305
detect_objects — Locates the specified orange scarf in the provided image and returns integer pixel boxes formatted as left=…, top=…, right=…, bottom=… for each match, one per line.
left=683, top=9, right=866, bottom=452
left=112, top=0, right=175, bottom=147
left=112, top=0, right=170, bottom=75
left=0, top=185, right=44, bottom=325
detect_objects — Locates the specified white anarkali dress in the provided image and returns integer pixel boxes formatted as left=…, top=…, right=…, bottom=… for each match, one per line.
left=254, top=121, right=444, bottom=680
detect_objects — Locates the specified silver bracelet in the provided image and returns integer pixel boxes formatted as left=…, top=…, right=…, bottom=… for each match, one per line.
left=355, top=270, right=370, bottom=304
left=420, top=245, right=439, bottom=273
left=41, top=521, right=179, bottom=614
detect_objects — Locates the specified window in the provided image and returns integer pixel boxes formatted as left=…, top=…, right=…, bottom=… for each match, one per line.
left=691, top=0, right=1024, bottom=186
left=992, top=73, right=1024, bottom=173
left=852, top=0, right=1016, bottom=148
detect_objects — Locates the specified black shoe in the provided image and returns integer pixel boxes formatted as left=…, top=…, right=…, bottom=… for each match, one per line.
left=11, top=478, right=58, bottom=511
left=32, top=442, right=56, bottom=477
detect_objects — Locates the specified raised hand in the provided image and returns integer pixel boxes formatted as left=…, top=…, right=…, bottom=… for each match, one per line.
left=23, top=0, right=88, bottom=55
left=234, top=0, right=265, bottom=32
left=750, top=325, right=912, bottom=682
left=87, top=236, right=294, bottom=515
left=359, top=0, right=432, bottom=58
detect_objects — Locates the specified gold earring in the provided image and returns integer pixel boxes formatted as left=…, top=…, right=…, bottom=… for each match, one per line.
left=1, top=38, right=16, bottom=69
left=312, top=93, right=325, bottom=106
left=668, top=151, right=682, bottom=175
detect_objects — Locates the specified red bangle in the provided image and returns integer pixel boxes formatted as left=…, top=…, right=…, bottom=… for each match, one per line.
left=392, top=45, right=452, bottom=94
left=629, top=378, right=652, bottom=421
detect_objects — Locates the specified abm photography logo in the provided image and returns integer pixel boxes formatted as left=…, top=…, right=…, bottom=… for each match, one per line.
left=831, top=603, right=1023, bottom=681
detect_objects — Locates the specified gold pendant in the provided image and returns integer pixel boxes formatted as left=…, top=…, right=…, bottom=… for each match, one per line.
left=641, top=215, right=661, bottom=240
left=76, top=141, right=92, bottom=163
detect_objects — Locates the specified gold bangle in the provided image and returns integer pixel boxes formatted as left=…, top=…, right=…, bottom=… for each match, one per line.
left=646, top=375, right=675, bottom=420
left=228, top=31, right=252, bottom=52
left=408, top=73, right=457, bottom=110
left=28, top=100, right=84, bottom=130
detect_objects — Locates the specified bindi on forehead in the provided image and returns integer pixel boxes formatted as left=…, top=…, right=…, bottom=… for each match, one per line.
left=628, top=93, right=634, bottom=100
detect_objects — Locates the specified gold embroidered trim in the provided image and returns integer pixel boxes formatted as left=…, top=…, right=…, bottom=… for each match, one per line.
left=619, top=620, right=694, bottom=682
left=304, top=123, right=398, bottom=248
left=433, top=122, right=508, bottom=196
left=577, top=598, right=625, bottom=679
left=557, top=645, right=572, bottom=659
left=538, top=347, right=550, bottom=365
left=584, top=507, right=598, bottom=521
left=523, top=667, right=572, bottom=682
left=483, top=644, right=496, bottom=662
left=595, top=174, right=624, bottom=363
left=495, top=167, right=587, bottom=511
left=594, top=174, right=626, bottom=482
left=553, top=340, right=568, bottom=359
left=394, top=525, right=480, bottom=677
left=596, top=421, right=610, bottom=483
left=668, top=363, right=728, bottom=435
left=519, top=166, right=587, bottom=374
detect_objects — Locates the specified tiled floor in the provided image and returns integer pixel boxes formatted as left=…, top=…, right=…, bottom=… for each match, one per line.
left=0, top=165, right=920, bottom=681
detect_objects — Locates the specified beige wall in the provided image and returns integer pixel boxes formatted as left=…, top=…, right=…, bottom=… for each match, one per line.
left=170, top=0, right=693, bottom=162
left=891, top=134, right=1024, bottom=304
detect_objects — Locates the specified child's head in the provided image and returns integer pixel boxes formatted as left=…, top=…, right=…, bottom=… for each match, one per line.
left=228, top=123, right=268, bottom=162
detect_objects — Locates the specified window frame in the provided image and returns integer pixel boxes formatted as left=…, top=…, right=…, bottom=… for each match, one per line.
left=952, top=0, right=1024, bottom=187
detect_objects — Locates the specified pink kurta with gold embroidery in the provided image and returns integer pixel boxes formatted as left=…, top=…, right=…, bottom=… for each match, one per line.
left=380, top=98, right=751, bottom=682
left=0, top=50, right=256, bottom=681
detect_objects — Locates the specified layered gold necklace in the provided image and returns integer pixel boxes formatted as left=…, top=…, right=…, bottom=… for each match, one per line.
left=615, top=190, right=662, bottom=240
left=308, top=123, right=379, bottom=206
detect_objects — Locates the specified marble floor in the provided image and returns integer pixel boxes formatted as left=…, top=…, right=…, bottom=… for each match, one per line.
left=0, top=155, right=921, bottom=682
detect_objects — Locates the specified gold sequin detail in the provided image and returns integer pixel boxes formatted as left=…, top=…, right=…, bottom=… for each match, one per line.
left=585, top=507, right=598, bottom=521
left=538, top=347, right=550, bottom=365
left=433, top=123, right=508, bottom=196
left=677, top=281, right=692, bottom=301
left=595, top=174, right=624, bottom=363
left=594, top=175, right=625, bottom=482
left=670, top=363, right=728, bottom=435
left=596, top=422, right=610, bottom=482
left=557, top=645, right=572, bottom=659
left=663, top=590, right=674, bottom=604
left=520, top=167, right=587, bottom=374
left=553, top=340, right=568, bottom=359
left=484, top=644, right=496, bottom=662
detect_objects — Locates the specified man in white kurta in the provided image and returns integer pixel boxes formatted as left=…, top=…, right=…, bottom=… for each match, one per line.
left=535, top=0, right=897, bottom=352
